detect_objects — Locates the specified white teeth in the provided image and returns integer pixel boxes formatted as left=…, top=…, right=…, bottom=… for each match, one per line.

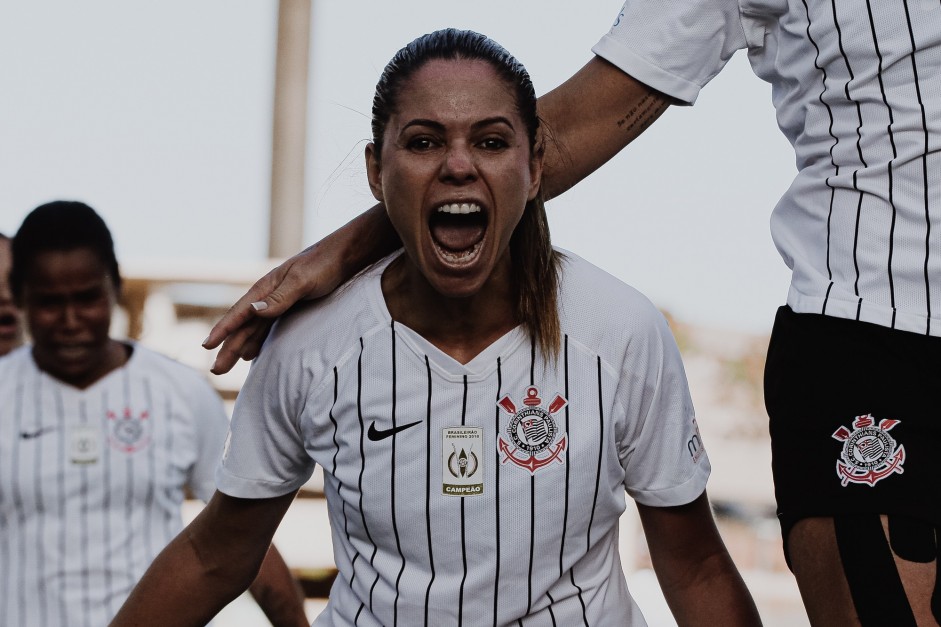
left=437, top=203, right=481, bottom=215
left=437, top=240, right=483, bottom=263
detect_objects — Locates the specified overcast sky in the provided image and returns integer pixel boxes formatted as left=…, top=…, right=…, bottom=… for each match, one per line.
left=0, top=0, right=795, bottom=333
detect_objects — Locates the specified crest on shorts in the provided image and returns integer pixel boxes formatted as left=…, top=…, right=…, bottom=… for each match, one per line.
left=832, top=414, right=905, bottom=487
left=107, top=407, right=152, bottom=453
left=497, top=386, right=567, bottom=474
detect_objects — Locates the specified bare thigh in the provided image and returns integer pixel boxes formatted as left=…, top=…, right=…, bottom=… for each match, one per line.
left=788, top=516, right=938, bottom=627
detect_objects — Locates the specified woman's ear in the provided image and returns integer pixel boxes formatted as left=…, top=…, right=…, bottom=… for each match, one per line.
left=527, top=138, right=545, bottom=201
left=365, top=142, right=384, bottom=202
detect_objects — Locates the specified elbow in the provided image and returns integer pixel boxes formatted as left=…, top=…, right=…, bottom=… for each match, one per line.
left=187, top=526, right=267, bottom=599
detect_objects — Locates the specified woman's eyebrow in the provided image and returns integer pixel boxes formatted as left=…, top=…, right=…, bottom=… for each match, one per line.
left=400, top=116, right=516, bottom=133
left=472, top=116, right=516, bottom=131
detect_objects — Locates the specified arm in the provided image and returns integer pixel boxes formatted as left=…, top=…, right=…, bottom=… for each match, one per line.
left=110, top=490, right=297, bottom=627
left=204, top=203, right=399, bottom=374
left=205, top=57, right=672, bottom=374
left=637, top=491, right=762, bottom=626
left=248, top=544, right=309, bottom=627
left=538, top=56, right=673, bottom=199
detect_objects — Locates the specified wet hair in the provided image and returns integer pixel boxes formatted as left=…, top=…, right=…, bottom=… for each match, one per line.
left=372, top=28, right=563, bottom=360
left=10, top=201, right=121, bottom=301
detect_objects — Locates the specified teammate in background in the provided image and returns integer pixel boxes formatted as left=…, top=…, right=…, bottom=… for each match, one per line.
left=0, top=201, right=309, bottom=626
left=113, top=30, right=760, bottom=626
left=0, top=233, right=24, bottom=355
left=205, top=1, right=941, bottom=624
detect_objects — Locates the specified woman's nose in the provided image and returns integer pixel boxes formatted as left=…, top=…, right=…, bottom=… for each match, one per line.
left=440, top=144, right=477, bottom=183
left=61, top=302, right=81, bottom=329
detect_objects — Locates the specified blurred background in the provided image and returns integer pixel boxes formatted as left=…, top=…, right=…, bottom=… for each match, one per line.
left=1, top=1, right=804, bottom=624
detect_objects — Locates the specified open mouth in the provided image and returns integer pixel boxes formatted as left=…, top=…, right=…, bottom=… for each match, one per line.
left=0, top=312, right=17, bottom=336
left=429, top=203, right=487, bottom=263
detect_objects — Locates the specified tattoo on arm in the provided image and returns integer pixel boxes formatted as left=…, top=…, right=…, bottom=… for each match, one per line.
left=616, top=92, right=669, bottom=137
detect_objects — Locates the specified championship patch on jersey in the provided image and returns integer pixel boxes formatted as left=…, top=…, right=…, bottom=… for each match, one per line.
left=107, top=407, right=152, bottom=453
left=442, top=426, right=483, bottom=496
left=497, top=386, right=567, bottom=474
left=832, top=414, right=905, bottom=487
left=70, top=424, right=101, bottom=464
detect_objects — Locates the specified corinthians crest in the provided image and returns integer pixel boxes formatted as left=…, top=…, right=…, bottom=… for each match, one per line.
left=497, top=386, right=567, bottom=474
left=832, top=414, right=905, bottom=487
left=108, top=407, right=152, bottom=453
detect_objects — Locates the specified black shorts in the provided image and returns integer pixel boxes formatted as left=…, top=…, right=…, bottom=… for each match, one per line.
left=764, top=306, right=941, bottom=554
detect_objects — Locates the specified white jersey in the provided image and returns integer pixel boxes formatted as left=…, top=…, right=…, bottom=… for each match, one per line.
left=595, top=0, right=941, bottom=336
left=218, top=250, right=709, bottom=626
left=0, top=344, right=229, bottom=627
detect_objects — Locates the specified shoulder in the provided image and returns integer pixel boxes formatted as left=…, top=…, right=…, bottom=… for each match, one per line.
left=244, top=257, right=392, bottom=400
left=127, top=344, right=219, bottom=398
left=557, top=249, right=669, bottom=341
left=128, top=345, right=229, bottom=437
left=0, top=344, right=32, bottom=367
left=555, top=249, right=680, bottom=374
left=0, top=346, right=35, bottom=385
left=130, top=343, right=201, bottom=378
left=263, top=257, right=390, bottom=361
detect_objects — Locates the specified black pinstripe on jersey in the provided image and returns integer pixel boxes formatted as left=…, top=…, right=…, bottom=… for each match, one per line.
left=492, top=358, right=503, bottom=626
left=389, top=322, right=406, bottom=625
left=800, top=0, right=936, bottom=329
left=458, top=374, right=468, bottom=627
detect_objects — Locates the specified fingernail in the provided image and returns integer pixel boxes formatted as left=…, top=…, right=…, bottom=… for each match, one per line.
left=251, top=301, right=269, bottom=312
left=202, top=336, right=211, bottom=347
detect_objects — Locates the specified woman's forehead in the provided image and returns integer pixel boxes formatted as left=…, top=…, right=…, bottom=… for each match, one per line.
left=393, top=59, right=520, bottom=123
left=26, top=248, right=109, bottom=283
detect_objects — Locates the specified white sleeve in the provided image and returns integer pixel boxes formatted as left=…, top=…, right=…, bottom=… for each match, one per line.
left=616, top=310, right=710, bottom=507
left=215, top=324, right=317, bottom=499
left=185, top=376, right=231, bottom=503
left=592, top=0, right=751, bottom=104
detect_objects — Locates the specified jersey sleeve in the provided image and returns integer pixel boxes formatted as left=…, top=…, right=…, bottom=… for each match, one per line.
left=215, top=321, right=317, bottom=499
left=185, top=376, right=231, bottom=503
left=616, top=309, right=710, bottom=507
left=592, top=0, right=750, bottom=104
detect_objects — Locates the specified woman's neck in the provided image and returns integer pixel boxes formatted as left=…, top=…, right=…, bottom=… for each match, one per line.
left=381, top=256, right=518, bottom=364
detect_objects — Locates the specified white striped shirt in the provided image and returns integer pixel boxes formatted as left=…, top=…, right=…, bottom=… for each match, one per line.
left=218, top=251, right=709, bottom=626
left=0, top=344, right=229, bottom=626
left=595, top=0, right=941, bottom=336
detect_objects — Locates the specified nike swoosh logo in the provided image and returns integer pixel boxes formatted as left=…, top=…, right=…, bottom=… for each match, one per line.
left=367, top=420, right=422, bottom=442
left=20, top=427, right=57, bottom=440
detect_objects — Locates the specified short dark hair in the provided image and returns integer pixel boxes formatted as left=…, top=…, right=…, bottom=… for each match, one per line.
left=11, top=201, right=121, bottom=301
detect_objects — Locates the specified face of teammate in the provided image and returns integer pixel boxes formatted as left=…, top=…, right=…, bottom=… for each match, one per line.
left=366, top=58, right=542, bottom=300
left=0, top=238, right=23, bottom=356
left=23, top=247, right=119, bottom=388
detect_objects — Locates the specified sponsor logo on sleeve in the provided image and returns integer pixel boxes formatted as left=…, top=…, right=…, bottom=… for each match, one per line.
left=687, top=417, right=705, bottom=463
